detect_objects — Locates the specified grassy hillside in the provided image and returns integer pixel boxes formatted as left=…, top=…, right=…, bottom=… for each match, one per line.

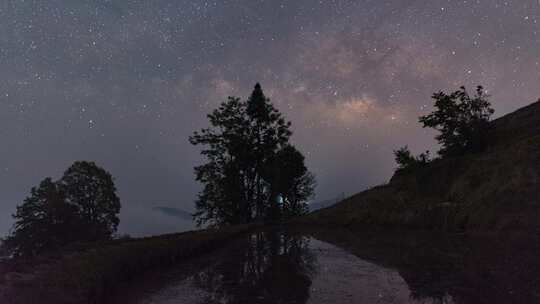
left=300, top=100, right=540, bottom=232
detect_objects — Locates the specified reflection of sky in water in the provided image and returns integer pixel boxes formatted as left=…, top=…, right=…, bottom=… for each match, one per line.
left=137, top=235, right=454, bottom=304
left=307, top=239, right=454, bottom=304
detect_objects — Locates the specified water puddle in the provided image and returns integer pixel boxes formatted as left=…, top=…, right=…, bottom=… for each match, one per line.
left=108, top=228, right=540, bottom=304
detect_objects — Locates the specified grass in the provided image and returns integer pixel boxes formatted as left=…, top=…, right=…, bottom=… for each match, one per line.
left=1, top=225, right=256, bottom=304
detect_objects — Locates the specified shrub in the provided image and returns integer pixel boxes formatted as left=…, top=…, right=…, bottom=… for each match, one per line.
left=394, top=146, right=431, bottom=171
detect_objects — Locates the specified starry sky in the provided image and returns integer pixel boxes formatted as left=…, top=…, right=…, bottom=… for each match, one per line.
left=1, top=0, right=540, bottom=236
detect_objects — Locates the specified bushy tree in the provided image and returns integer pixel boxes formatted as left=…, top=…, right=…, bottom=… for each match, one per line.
left=419, top=86, right=494, bottom=157
left=3, top=178, right=79, bottom=256
left=190, top=83, right=315, bottom=226
left=394, top=146, right=431, bottom=170
left=60, top=161, right=121, bottom=241
left=4, top=161, right=120, bottom=256
left=266, top=145, right=316, bottom=219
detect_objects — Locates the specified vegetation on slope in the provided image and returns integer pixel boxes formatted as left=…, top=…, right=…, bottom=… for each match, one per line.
left=301, top=97, right=540, bottom=232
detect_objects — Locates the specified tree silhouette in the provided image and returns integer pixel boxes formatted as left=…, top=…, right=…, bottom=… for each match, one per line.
left=4, top=178, right=79, bottom=256
left=190, top=84, right=314, bottom=226
left=394, top=146, right=431, bottom=171
left=419, top=86, right=494, bottom=157
left=4, top=161, right=120, bottom=256
left=265, top=145, right=316, bottom=220
left=60, top=161, right=121, bottom=241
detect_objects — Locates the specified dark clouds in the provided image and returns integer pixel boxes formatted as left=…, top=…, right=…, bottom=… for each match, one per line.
left=1, top=0, right=540, bottom=236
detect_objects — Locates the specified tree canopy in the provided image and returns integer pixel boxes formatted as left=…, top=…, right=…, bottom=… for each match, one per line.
left=394, top=86, right=494, bottom=170
left=190, top=83, right=315, bottom=227
left=3, top=161, right=120, bottom=257
left=419, top=86, right=494, bottom=157
left=3, top=178, right=79, bottom=256
left=60, top=161, right=121, bottom=241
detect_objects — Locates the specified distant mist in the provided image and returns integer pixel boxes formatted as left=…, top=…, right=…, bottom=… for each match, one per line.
left=118, top=203, right=196, bottom=237
left=153, top=206, right=193, bottom=221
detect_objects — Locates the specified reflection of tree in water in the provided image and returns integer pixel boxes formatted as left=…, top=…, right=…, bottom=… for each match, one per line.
left=192, top=230, right=317, bottom=304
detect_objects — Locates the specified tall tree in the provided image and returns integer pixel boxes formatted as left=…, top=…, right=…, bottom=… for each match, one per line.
left=419, top=86, right=494, bottom=157
left=245, top=84, right=293, bottom=220
left=190, top=84, right=314, bottom=227
left=190, top=96, right=251, bottom=226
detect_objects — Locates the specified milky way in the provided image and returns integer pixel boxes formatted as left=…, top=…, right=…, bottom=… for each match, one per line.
left=1, top=0, right=540, bottom=236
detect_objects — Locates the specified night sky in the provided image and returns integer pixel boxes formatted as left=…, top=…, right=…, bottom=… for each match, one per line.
left=1, top=0, right=540, bottom=236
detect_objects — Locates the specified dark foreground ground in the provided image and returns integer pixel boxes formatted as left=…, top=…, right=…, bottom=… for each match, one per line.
left=0, top=225, right=254, bottom=304
left=2, top=226, right=540, bottom=304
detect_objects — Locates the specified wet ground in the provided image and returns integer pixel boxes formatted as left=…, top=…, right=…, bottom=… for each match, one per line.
left=108, top=228, right=540, bottom=304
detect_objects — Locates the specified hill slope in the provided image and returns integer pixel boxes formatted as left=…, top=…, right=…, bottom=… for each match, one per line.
left=308, top=195, right=344, bottom=212
left=300, top=100, right=540, bottom=232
